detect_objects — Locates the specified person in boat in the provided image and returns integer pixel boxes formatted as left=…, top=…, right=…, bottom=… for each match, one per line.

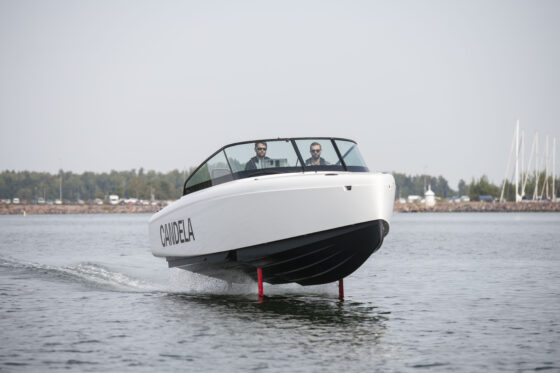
left=305, top=142, right=329, bottom=166
left=245, top=141, right=271, bottom=170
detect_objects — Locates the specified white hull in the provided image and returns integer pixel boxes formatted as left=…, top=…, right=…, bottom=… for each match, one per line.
left=149, top=172, right=395, bottom=259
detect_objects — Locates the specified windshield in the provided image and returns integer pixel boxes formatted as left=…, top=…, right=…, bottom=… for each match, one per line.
left=334, top=139, right=368, bottom=170
left=294, top=139, right=344, bottom=171
left=183, top=138, right=369, bottom=195
left=184, top=151, right=232, bottom=194
left=224, top=140, right=300, bottom=172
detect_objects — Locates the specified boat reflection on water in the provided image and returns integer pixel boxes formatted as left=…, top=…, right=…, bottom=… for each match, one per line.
left=163, top=293, right=389, bottom=342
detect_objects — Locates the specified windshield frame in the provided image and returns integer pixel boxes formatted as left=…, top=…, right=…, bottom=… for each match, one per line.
left=183, top=137, right=368, bottom=196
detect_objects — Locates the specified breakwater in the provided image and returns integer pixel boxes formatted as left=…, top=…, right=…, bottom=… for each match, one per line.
left=2, top=202, right=559, bottom=215
left=395, top=201, right=560, bottom=213
left=0, top=204, right=160, bottom=215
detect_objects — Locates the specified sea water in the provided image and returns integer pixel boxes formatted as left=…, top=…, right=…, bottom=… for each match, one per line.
left=1, top=213, right=559, bottom=372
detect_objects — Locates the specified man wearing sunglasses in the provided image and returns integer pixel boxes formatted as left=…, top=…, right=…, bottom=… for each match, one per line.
left=305, top=142, right=329, bottom=166
left=245, top=141, right=271, bottom=170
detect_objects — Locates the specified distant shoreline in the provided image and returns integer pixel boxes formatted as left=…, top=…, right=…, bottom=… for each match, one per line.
left=0, top=204, right=160, bottom=215
left=1, top=201, right=559, bottom=215
left=394, top=201, right=560, bottom=213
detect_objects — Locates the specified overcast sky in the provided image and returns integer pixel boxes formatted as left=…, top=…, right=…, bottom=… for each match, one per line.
left=1, top=0, right=559, bottom=188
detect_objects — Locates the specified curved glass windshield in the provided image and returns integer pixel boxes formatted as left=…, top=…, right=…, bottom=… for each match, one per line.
left=184, top=151, right=232, bottom=194
left=183, top=138, right=369, bottom=195
left=335, top=139, right=368, bottom=170
left=295, top=139, right=344, bottom=171
left=224, top=140, right=300, bottom=172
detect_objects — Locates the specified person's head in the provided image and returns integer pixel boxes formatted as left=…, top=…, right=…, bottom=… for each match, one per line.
left=254, top=141, right=267, bottom=159
left=310, top=142, right=322, bottom=160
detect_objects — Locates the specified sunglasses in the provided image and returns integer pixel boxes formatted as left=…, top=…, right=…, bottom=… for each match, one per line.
left=311, top=149, right=321, bottom=153
left=257, top=147, right=267, bottom=151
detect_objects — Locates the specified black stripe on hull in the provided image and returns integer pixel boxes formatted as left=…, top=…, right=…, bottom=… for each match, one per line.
left=166, top=220, right=388, bottom=286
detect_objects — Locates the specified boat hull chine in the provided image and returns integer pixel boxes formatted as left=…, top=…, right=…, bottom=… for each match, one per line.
left=166, top=219, right=386, bottom=286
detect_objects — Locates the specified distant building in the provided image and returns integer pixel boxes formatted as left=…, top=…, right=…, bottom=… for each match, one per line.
left=425, top=185, right=435, bottom=207
left=407, top=195, right=421, bottom=204
left=109, top=195, right=119, bottom=205
left=479, top=195, right=494, bottom=202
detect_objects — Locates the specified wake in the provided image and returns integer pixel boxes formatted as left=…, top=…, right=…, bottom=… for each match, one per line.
left=0, top=255, right=338, bottom=296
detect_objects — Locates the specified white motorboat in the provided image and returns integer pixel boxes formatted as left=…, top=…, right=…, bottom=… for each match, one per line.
left=149, top=137, right=395, bottom=287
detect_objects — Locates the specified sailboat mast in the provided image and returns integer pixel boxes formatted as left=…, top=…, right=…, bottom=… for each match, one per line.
left=545, top=136, right=549, bottom=199
left=521, top=129, right=525, bottom=198
left=515, top=120, right=520, bottom=202
left=553, top=137, right=557, bottom=202
left=534, top=133, right=539, bottom=200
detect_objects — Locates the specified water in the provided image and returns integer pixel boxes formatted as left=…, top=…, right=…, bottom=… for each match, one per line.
left=1, top=213, right=559, bottom=372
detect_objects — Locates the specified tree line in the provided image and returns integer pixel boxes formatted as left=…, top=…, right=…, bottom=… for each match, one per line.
left=469, top=173, right=559, bottom=202
left=392, top=173, right=456, bottom=200
left=0, top=168, right=194, bottom=202
left=0, top=169, right=557, bottom=203
left=391, top=172, right=558, bottom=202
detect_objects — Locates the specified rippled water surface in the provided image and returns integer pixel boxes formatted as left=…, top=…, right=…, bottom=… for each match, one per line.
left=1, top=213, right=559, bottom=372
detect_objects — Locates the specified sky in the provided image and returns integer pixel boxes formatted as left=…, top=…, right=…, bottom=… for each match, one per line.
left=1, top=0, right=559, bottom=189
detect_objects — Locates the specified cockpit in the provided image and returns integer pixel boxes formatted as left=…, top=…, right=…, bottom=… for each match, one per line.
left=183, top=137, right=369, bottom=195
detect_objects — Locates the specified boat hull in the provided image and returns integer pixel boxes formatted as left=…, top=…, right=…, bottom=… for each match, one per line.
left=167, top=219, right=387, bottom=285
left=149, top=171, right=395, bottom=285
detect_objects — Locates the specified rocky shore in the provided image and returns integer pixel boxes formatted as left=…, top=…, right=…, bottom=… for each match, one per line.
left=2, top=201, right=559, bottom=215
left=0, top=204, right=161, bottom=215
left=394, top=201, right=560, bottom=213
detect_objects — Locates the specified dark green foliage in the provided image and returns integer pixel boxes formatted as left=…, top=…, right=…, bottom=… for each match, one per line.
left=392, top=172, right=456, bottom=199
left=467, top=173, right=559, bottom=201
left=0, top=169, right=189, bottom=202
left=500, top=172, right=559, bottom=201
left=2, top=168, right=557, bottom=203
left=468, top=175, right=501, bottom=201
left=458, top=179, right=468, bottom=196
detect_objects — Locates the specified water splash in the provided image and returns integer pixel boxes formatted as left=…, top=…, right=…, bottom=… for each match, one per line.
left=66, top=263, right=158, bottom=291
left=0, top=255, right=156, bottom=292
left=165, top=268, right=338, bottom=297
left=1, top=255, right=339, bottom=297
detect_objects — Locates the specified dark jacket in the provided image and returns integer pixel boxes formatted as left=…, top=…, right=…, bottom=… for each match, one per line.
left=245, top=156, right=271, bottom=170
left=305, top=157, right=329, bottom=166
